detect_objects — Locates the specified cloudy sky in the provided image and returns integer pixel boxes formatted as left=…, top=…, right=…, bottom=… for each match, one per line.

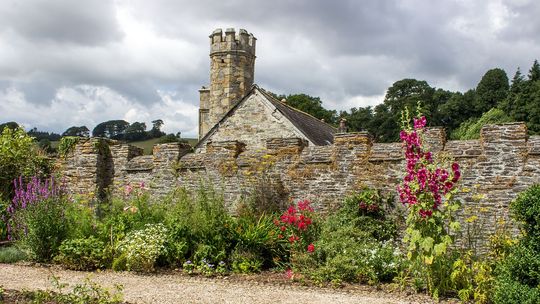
left=1, top=0, right=539, bottom=137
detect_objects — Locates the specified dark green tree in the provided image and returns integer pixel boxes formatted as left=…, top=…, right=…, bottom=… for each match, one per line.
left=528, top=59, right=540, bottom=81
left=92, top=120, right=130, bottom=139
left=473, top=68, right=509, bottom=116
left=281, top=94, right=338, bottom=124
left=124, top=122, right=147, bottom=142
left=437, top=89, right=476, bottom=133
left=148, top=119, right=165, bottom=138
left=370, top=103, right=399, bottom=142
left=62, top=126, right=90, bottom=137
left=368, top=79, right=437, bottom=142
left=383, top=79, right=436, bottom=118
left=0, top=121, right=20, bottom=132
left=339, top=106, right=374, bottom=133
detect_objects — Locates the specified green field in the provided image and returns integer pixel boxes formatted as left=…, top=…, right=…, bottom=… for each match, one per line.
left=51, top=137, right=198, bottom=155
left=130, top=138, right=198, bottom=154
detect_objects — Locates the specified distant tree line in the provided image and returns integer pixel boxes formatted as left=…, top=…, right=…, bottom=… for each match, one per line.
left=0, top=118, right=183, bottom=154
left=279, top=59, right=540, bottom=142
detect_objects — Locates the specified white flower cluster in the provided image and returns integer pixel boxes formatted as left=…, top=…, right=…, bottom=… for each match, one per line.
left=117, top=223, right=168, bottom=272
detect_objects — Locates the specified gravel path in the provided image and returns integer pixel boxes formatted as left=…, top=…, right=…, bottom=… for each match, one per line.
left=0, top=264, right=440, bottom=304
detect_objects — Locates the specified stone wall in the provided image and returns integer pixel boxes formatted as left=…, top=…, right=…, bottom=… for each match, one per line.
left=197, top=90, right=307, bottom=152
left=57, top=123, right=540, bottom=244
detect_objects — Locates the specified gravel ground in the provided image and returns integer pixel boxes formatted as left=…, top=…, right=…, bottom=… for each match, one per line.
left=0, top=263, right=447, bottom=304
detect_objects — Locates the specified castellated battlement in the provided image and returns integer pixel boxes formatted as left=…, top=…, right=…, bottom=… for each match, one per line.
left=210, top=28, right=256, bottom=56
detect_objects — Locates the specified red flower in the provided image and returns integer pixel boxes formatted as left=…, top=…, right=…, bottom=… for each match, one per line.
left=280, top=226, right=286, bottom=232
left=285, top=268, right=294, bottom=280
left=307, top=243, right=315, bottom=253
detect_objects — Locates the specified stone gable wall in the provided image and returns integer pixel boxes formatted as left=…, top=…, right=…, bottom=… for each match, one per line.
left=57, top=123, right=540, bottom=244
left=197, top=91, right=306, bottom=152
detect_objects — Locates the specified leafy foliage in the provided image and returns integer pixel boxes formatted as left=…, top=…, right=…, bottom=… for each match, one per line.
left=450, top=108, right=512, bottom=140
left=117, top=223, right=168, bottom=272
left=21, top=276, right=124, bottom=304
left=0, top=127, right=50, bottom=200
left=492, top=185, right=540, bottom=303
left=296, top=189, right=402, bottom=285
left=58, top=136, right=81, bottom=157
left=62, top=126, right=90, bottom=137
left=54, top=237, right=108, bottom=270
left=474, top=68, right=509, bottom=116
left=279, top=93, right=338, bottom=125
left=7, top=177, right=70, bottom=262
left=0, top=246, right=27, bottom=263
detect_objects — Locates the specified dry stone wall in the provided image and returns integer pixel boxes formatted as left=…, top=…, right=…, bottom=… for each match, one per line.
left=57, top=123, right=540, bottom=243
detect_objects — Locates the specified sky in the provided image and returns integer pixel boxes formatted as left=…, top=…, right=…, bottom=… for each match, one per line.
left=1, top=0, right=539, bottom=137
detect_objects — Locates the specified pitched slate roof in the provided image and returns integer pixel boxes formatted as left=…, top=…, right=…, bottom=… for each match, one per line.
left=195, top=85, right=336, bottom=149
left=257, top=88, right=336, bottom=145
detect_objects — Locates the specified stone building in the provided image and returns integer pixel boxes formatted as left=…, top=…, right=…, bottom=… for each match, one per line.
left=197, top=28, right=335, bottom=151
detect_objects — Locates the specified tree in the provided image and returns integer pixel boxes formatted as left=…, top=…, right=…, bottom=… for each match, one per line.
left=27, top=128, right=61, bottom=142
left=92, top=120, right=130, bottom=139
left=528, top=59, right=540, bottom=81
left=370, top=103, right=398, bottom=142
left=384, top=79, right=436, bottom=118
left=437, top=89, right=476, bottom=133
left=474, top=68, right=509, bottom=116
left=339, top=106, right=374, bottom=133
left=62, top=126, right=90, bottom=137
left=148, top=119, right=165, bottom=139
left=0, top=122, right=19, bottom=132
left=0, top=127, right=50, bottom=200
left=369, top=79, right=436, bottom=142
left=124, top=122, right=147, bottom=142
left=282, top=94, right=338, bottom=124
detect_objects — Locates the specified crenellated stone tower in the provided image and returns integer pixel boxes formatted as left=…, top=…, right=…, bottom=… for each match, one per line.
left=199, top=28, right=257, bottom=139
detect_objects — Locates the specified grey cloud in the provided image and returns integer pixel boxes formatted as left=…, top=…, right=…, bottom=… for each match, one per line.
left=0, top=0, right=122, bottom=45
left=2, top=0, right=540, bottom=134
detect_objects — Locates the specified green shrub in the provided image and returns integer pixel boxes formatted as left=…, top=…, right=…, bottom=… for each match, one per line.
left=450, top=108, right=512, bottom=140
left=300, top=189, right=402, bottom=284
left=493, top=273, right=540, bottom=304
left=0, top=246, right=27, bottom=263
left=309, top=220, right=401, bottom=284
left=510, top=184, right=540, bottom=248
left=97, top=185, right=166, bottom=248
left=0, top=199, right=8, bottom=240
left=163, top=186, right=234, bottom=264
left=54, top=237, right=107, bottom=270
left=111, top=253, right=127, bottom=271
left=492, top=185, right=540, bottom=303
left=232, top=214, right=287, bottom=269
left=17, top=198, right=70, bottom=262
left=0, top=127, right=50, bottom=201
left=117, top=223, right=168, bottom=272
left=230, top=248, right=263, bottom=273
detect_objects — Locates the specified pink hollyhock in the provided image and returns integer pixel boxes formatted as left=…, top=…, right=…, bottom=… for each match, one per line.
left=307, top=243, right=315, bottom=253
